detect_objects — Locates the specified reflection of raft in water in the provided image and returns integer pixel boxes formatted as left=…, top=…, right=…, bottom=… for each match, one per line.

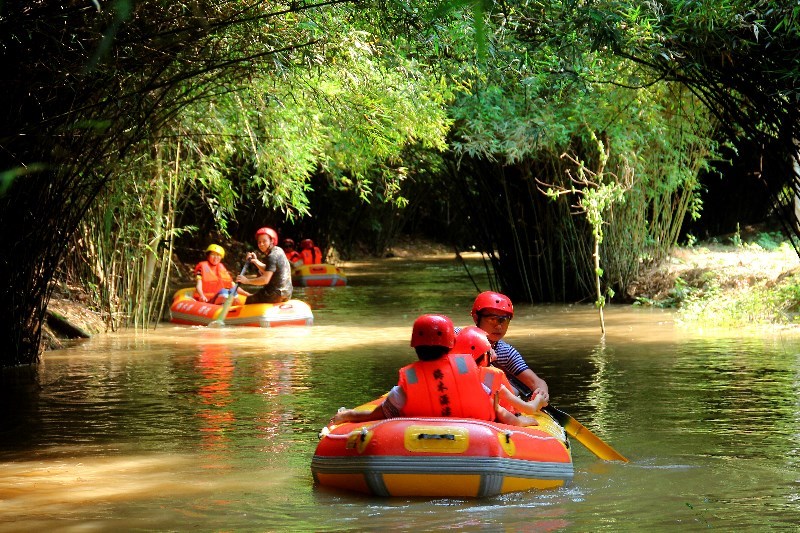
left=311, top=397, right=573, bottom=497
left=169, top=288, right=313, bottom=327
left=292, top=263, right=347, bottom=287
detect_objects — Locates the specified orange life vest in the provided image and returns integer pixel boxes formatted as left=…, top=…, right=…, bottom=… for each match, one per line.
left=480, top=366, right=517, bottom=413
left=300, top=246, right=322, bottom=265
left=285, top=249, right=302, bottom=265
left=398, top=354, right=494, bottom=420
left=193, top=261, right=233, bottom=300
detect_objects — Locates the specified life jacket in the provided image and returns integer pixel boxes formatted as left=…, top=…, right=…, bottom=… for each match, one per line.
left=300, top=246, right=323, bottom=265
left=398, top=354, right=494, bottom=420
left=285, top=249, right=303, bottom=265
left=193, top=261, right=233, bottom=300
left=480, top=366, right=517, bottom=413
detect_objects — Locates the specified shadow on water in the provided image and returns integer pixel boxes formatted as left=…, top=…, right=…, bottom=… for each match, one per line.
left=2, top=255, right=800, bottom=530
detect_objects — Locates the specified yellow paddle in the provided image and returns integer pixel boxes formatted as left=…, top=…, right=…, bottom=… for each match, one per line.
left=208, top=262, right=248, bottom=328
left=507, top=374, right=628, bottom=462
left=542, top=405, right=629, bottom=462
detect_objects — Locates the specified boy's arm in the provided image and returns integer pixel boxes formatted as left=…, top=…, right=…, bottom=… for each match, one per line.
left=195, top=277, right=207, bottom=301
left=331, top=404, right=386, bottom=424
left=500, top=386, right=546, bottom=415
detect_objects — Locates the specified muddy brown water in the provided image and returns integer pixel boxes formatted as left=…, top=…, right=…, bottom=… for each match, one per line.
left=2, top=255, right=799, bottom=531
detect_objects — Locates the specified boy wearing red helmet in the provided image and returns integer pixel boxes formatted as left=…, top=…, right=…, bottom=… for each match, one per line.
left=451, top=326, right=545, bottom=423
left=470, top=291, right=550, bottom=403
left=332, top=314, right=523, bottom=425
left=236, top=227, right=293, bottom=304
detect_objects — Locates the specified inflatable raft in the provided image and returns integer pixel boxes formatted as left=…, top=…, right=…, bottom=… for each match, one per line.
left=311, top=397, right=573, bottom=497
left=169, top=288, right=313, bottom=327
left=293, top=263, right=347, bottom=287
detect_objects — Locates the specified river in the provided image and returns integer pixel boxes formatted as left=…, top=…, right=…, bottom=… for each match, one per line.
left=1, top=255, right=799, bottom=531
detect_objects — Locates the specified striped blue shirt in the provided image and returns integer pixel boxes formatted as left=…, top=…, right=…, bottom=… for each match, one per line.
left=492, top=339, right=530, bottom=377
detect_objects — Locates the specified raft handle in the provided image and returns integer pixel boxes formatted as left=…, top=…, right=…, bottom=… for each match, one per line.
left=417, top=433, right=455, bottom=441
left=504, top=431, right=512, bottom=444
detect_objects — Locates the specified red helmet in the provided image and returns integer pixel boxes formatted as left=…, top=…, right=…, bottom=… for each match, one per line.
left=282, top=238, right=295, bottom=249
left=300, top=238, right=314, bottom=250
left=255, top=227, right=278, bottom=245
left=471, top=291, right=514, bottom=323
left=451, top=326, right=492, bottom=363
left=410, top=314, right=455, bottom=348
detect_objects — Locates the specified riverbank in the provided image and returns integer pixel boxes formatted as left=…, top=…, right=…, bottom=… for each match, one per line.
left=630, top=240, right=800, bottom=326
left=42, top=237, right=800, bottom=349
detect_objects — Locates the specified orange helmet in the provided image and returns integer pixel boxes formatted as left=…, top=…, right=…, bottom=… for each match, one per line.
left=410, top=314, right=455, bottom=348
left=255, top=227, right=278, bottom=245
left=451, top=326, right=492, bottom=363
left=471, top=291, right=514, bottom=323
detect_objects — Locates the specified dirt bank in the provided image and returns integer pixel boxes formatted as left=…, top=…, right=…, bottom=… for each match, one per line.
left=626, top=243, right=800, bottom=304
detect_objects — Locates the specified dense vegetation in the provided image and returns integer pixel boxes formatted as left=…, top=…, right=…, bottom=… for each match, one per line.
left=2, top=1, right=799, bottom=367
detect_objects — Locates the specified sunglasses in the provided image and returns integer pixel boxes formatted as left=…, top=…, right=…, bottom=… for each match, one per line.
left=481, top=314, right=512, bottom=325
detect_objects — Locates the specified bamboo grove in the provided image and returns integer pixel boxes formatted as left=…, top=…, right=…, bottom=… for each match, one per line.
left=2, top=1, right=799, bottom=367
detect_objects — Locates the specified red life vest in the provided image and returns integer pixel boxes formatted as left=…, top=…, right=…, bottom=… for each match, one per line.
left=300, top=246, right=322, bottom=265
left=398, top=354, right=494, bottom=420
left=480, top=366, right=517, bottom=413
left=285, top=249, right=302, bottom=265
left=193, top=261, right=233, bottom=300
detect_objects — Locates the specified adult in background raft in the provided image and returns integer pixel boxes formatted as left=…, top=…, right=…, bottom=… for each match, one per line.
left=237, top=227, right=293, bottom=304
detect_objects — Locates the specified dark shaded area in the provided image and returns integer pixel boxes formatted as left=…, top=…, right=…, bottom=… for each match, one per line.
left=682, top=143, right=786, bottom=242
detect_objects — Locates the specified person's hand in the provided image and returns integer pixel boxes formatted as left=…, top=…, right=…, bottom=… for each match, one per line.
left=198, top=294, right=208, bottom=302
left=236, top=274, right=247, bottom=284
left=530, top=392, right=548, bottom=412
left=331, top=407, right=350, bottom=425
left=246, top=251, right=257, bottom=262
left=533, top=388, right=549, bottom=405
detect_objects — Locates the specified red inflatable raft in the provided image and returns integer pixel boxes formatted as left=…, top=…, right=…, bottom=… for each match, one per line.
left=311, top=397, right=573, bottom=497
left=169, top=288, right=313, bottom=327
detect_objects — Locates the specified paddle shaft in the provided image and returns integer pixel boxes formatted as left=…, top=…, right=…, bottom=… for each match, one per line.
left=209, top=262, right=249, bottom=327
left=506, top=373, right=629, bottom=462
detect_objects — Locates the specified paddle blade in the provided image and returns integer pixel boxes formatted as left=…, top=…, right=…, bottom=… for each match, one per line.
left=544, top=405, right=629, bottom=463
left=208, top=262, right=249, bottom=328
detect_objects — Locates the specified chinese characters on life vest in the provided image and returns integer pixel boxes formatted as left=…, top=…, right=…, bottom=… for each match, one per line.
left=432, top=368, right=451, bottom=416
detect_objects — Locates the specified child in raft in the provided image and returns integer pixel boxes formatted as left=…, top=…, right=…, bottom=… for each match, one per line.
left=452, top=326, right=547, bottom=423
left=331, top=314, right=532, bottom=427
left=193, top=244, right=251, bottom=304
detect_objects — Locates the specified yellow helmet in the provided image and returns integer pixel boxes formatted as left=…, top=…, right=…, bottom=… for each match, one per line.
left=205, top=244, right=225, bottom=258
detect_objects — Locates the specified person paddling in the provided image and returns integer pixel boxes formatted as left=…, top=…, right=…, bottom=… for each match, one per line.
left=470, top=291, right=549, bottom=403
left=237, top=227, right=293, bottom=304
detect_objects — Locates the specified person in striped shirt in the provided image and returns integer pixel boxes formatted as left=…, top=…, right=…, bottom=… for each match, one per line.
left=470, top=291, right=550, bottom=404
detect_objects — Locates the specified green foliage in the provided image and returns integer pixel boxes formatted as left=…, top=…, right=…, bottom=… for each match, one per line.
left=678, top=274, right=800, bottom=327
left=175, top=24, right=451, bottom=223
left=755, top=231, right=786, bottom=251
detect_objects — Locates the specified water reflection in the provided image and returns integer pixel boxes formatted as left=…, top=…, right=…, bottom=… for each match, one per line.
left=1, top=256, right=800, bottom=530
left=196, top=344, right=235, bottom=453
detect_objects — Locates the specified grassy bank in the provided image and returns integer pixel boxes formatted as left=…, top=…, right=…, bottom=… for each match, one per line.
left=630, top=233, right=800, bottom=328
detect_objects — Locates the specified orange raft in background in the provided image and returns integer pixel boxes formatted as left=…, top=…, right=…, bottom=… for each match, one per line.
left=169, top=288, right=313, bottom=327
left=311, top=397, right=573, bottom=498
left=292, top=263, right=347, bottom=287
